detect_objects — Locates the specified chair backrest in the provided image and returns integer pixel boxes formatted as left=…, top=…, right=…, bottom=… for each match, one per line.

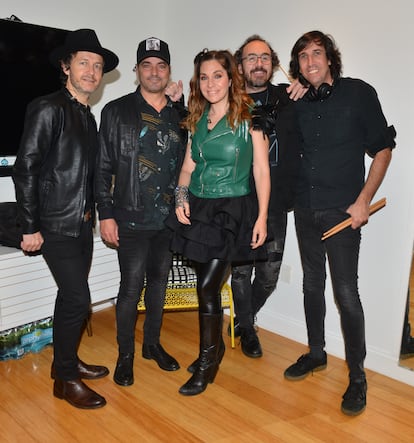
left=137, top=253, right=232, bottom=311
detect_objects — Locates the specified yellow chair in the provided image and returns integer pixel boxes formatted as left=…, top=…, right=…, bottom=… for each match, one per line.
left=137, top=254, right=235, bottom=348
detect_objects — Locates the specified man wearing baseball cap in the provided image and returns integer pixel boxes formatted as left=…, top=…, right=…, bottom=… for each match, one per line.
left=13, top=29, right=118, bottom=409
left=95, top=38, right=187, bottom=387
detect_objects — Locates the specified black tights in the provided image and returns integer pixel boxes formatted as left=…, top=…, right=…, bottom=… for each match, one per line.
left=196, top=259, right=230, bottom=314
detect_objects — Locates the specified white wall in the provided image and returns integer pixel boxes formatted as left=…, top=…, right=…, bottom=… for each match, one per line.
left=1, top=0, right=414, bottom=385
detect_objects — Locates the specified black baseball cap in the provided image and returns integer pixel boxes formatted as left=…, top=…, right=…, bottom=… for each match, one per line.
left=136, top=37, right=170, bottom=65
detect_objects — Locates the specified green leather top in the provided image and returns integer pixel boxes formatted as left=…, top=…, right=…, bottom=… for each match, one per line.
left=189, top=112, right=253, bottom=198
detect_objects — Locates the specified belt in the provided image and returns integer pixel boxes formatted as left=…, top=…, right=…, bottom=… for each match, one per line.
left=83, top=209, right=92, bottom=222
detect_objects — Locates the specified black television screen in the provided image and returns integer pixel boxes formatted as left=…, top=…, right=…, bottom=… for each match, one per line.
left=0, top=18, right=68, bottom=175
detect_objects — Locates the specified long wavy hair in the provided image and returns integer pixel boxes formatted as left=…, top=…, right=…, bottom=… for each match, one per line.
left=289, top=30, right=342, bottom=84
left=183, top=49, right=253, bottom=134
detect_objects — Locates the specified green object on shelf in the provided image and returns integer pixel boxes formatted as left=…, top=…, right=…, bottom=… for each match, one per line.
left=0, top=317, right=53, bottom=361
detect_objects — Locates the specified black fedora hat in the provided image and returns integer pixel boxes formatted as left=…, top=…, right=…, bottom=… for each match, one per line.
left=50, top=28, right=119, bottom=73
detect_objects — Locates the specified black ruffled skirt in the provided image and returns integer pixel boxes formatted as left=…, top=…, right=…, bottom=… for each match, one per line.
left=166, top=192, right=267, bottom=263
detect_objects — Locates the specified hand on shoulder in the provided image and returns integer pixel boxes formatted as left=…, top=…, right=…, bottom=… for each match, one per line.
left=165, top=80, right=183, bottom=102
left=286, top=79, right=308, bottom=101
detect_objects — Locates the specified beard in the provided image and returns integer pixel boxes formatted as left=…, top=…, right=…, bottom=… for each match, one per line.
left=245, top=68, right=270, bottom=89
left=246, top=77, right=268, bottom=88
left=140, top=74, right=169, bottom=94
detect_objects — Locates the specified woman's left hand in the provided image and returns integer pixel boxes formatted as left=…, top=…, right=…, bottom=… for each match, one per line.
left=175, top=202, right=191, bottom=225
left=250, top=218, right=267, bottom=249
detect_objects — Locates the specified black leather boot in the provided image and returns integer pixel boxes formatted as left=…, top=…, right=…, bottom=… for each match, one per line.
left=187, top=310, right=225, bottom=373
left=240, top=325, right=263, bottom=358
left=113, top=352, right=134, bottom=386
left=179, top=312, right=222, bottom=396
left=187, top=336, right=225, bottom=374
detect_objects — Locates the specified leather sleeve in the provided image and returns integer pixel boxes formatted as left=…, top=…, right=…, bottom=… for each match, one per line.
left=95, top=103, right=118, bottom=220
left=12, top=98, right=57, bottom=234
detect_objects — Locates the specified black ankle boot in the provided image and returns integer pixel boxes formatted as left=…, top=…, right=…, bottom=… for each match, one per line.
left=240, top=325, right=263, bottom=358
left=113, top=352, right=134, bottom=386
left=179, top=312, right=222, bottom=396
left=187, top=337, right=225, bottom=373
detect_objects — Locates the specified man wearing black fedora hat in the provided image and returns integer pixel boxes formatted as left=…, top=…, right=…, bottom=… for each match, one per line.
left=13, top=29, right=118, bottom=409
left=95, top=37, right=187, bottom=387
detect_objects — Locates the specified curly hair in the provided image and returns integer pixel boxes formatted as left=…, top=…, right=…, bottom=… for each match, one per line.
left=234, top=34, right=280, bottom=77
left=289, top=30, right=342, bottom=84
left=183, top=49, right=253, bottom=134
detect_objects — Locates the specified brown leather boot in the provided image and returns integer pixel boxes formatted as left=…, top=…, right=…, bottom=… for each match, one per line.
left=53, top=378, right=106, bottom=409
left=51, top=360, right=109, bottom=380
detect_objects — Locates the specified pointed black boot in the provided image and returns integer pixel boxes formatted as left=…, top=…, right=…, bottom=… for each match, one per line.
left=179, top=312, right=222, bottom=396
left=187, top=336, right=225, bottom=374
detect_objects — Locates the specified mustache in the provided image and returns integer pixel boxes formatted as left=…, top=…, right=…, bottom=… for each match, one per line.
left=251, top=68, right=267, bottom=74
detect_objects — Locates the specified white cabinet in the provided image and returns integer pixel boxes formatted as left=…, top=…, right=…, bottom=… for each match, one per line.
left=0, top=237, right=120, bottom=331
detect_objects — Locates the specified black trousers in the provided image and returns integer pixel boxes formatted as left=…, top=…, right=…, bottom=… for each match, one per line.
left=294, top=207, right=366, bottom=380
left=231, top=212, right=287, bottom=328
left=116, top=226, right=173, bottom=353
left=42, top=220, right=93, bottom=380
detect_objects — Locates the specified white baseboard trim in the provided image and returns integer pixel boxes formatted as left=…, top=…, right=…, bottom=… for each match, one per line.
left=257, top=308, right=414, bottom=386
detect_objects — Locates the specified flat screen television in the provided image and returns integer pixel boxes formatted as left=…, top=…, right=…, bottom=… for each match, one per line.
left=0, top=17, right=68, bottom=176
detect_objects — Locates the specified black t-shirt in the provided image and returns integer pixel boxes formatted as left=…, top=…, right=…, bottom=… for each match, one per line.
left=85, top=107, right=98, bottom=214
left=250, top=84, right=301, bottom=214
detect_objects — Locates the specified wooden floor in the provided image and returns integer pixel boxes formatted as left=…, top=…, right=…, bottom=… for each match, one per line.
left=1, top=307, right=414, bottom=443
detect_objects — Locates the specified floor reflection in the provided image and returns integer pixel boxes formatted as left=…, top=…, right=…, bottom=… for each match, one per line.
left=399, top=254, right=414, bottom=370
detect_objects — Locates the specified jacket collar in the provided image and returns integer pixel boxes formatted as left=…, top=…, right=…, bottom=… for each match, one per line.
left=135, top=85, right=173, bottom=108
left=63, top=88, right=91, bottom=113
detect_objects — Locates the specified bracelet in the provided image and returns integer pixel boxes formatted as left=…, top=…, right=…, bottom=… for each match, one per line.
left=174, top=185, right=189, bottom=208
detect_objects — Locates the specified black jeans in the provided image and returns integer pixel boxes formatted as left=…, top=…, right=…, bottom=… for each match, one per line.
left=231, top=213, right=287, bottom=328
left=42, top=220, right=93, bottom=380
left=116, top=226, right=173, bottom=353
left=294, top=207, right=366, bottom=380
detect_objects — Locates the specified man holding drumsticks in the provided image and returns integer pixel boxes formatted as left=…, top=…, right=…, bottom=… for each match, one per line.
left=283, top=30, right=396, bottom=416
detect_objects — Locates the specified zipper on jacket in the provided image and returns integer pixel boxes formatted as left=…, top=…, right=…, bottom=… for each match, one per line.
left=198, top=144, right=207, bottom=195
left=233, top=147, right=240, bottom=181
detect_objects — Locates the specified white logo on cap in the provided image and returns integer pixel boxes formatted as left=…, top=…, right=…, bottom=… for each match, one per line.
left=146, top=38, right=161, bottom=51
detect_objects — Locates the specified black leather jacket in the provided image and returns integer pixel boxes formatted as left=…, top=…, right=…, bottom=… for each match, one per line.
left=95, top=87, right=187, bottom=223
left=13, top=89, right=97, bottom=237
